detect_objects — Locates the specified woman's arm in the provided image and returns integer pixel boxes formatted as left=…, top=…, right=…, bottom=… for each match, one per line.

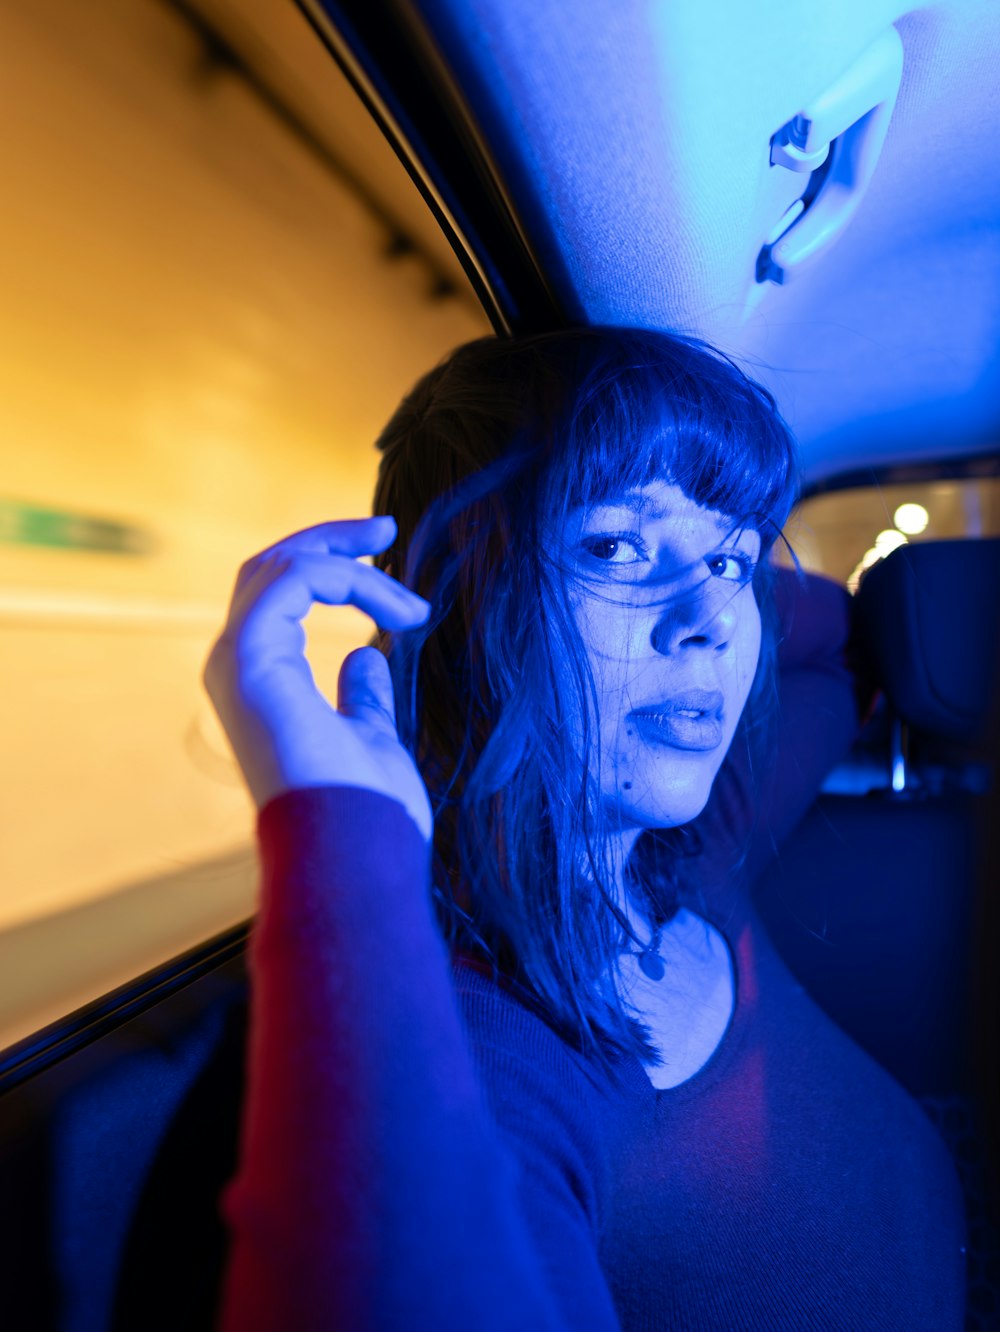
left=217, top=785, right=622, bottom=1330
left=203, top=518, right=622, bottom=1328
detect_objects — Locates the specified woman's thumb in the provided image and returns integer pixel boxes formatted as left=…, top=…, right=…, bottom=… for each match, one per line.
left=338, top=646, right=398, bottom=734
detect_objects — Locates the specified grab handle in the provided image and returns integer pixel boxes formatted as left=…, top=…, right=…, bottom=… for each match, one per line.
left=757, top=26, right=904, bottom=285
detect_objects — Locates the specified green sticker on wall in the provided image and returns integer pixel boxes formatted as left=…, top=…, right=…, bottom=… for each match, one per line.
left=0, top=500, right=154, bottom=554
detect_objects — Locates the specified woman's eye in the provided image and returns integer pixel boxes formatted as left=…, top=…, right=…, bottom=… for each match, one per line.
left=580, top=534, right=645, bottom=564
left=707, top=551, right=756, bottom=582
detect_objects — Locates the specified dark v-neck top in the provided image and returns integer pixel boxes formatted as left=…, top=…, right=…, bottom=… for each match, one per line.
left=453, top=863, right=967, bottom=1329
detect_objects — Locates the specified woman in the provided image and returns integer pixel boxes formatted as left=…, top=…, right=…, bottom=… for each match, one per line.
left=205, top=328, right=967, bottom=1329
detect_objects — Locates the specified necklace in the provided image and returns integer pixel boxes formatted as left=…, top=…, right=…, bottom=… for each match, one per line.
left=632, top=922, right=666, bottom=981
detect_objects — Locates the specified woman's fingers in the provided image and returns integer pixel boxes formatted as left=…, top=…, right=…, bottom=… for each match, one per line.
left=226, top=551, right=429, bottom=663
left=338, top=647, right=398, bottom=735
left=231, top=515, right=405, bottom=605
left=261, top=514, right=396, bottom=558
left=240, top=515, right=397, bottom=577
left=203, top=520, right=435, bottom=833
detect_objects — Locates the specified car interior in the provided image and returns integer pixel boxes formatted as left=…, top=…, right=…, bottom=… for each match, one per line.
left=1, top=1, right=997, bottom=1328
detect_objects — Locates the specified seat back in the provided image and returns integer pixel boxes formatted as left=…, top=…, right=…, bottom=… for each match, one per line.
left=753, top=538, right=999, bottom=1099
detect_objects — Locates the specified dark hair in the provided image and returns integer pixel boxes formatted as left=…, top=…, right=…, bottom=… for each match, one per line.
left=371, top=327, right=798, bottom=1071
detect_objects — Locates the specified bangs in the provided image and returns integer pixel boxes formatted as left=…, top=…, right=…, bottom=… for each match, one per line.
left=548, top=335, right=797, bottom=549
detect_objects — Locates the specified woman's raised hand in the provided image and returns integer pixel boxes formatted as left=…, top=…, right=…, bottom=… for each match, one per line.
left=202, top=515, right=433, bottom=841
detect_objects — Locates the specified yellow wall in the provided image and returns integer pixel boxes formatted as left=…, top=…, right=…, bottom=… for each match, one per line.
left=0, top=0, right=489, bottom=1045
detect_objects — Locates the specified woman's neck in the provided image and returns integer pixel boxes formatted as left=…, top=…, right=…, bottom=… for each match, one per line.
left=582, top=824, right=660, bottom=951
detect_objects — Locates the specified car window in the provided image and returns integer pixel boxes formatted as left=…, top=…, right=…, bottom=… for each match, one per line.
left=778, top=475, right=1000, bottom=591
left=0, top=0, right=490, bottom=1050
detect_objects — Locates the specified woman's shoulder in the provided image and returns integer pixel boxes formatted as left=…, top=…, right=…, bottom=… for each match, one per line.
left=450, top=953, right=628, bottom=1102
left=450, top=952, right=571, bottom=1055
left=449, top=954, right=628, bottom=1231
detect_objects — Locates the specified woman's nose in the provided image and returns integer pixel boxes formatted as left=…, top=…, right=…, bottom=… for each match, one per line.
left=649, top=577, right=736, bottom=656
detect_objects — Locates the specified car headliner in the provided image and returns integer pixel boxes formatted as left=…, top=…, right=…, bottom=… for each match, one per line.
left=316, top=0, right=1000, bottom=486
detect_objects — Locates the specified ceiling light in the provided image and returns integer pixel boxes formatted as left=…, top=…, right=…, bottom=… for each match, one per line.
left=875, top=529, right=908, bottom=552
left=893, top=502, right=929, bottom=534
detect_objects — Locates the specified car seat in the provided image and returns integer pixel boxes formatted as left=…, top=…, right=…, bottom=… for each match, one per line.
left=752, top=535, right=1000, bottom=1329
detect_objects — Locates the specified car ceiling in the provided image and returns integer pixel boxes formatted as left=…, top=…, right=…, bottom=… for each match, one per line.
left=189, top=0, right=1000, bottom=488
left=359, top=0, right=1000, bottom=487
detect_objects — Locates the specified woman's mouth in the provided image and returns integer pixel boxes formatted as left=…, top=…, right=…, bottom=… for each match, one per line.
left=627, top=691, right=724, bottom=752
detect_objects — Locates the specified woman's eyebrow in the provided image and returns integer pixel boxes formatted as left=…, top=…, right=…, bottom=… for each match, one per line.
left=584, top=493, right=672, bottom=521
left=579, top=501, right=760, bottom=549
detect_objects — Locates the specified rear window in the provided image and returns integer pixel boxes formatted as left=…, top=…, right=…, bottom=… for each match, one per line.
left=0, top=0, right=489, bottom=1051
left=778, top=474, right=1000, bottom=590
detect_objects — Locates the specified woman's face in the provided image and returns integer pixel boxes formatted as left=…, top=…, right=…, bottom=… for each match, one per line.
left=559, top=479, right=762, bottom=837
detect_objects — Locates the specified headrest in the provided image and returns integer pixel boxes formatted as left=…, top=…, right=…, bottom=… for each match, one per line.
left=855, top=538, right=1000, bottom=744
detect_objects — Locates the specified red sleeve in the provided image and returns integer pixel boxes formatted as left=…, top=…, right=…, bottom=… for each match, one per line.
left=216, top=785, right=619, bottom=1331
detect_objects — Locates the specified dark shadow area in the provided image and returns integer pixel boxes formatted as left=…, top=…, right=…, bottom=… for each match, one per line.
left=0, top=957, right=247, bottom=1332
left=0, top=1100, right=58, bottom=1332
left=112, top=992, right=246, bottom=1332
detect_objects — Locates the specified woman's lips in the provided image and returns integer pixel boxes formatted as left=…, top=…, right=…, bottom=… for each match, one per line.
left=627, top=691, right=725, bottom=753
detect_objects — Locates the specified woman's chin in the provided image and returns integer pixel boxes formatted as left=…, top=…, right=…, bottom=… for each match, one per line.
left=613, top=779, right=714, bottom=832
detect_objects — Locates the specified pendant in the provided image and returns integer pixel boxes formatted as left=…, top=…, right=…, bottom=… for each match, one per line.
left=638, top=948, right=666, bottom=981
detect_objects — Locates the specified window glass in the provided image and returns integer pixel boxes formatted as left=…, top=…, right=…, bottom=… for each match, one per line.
left=0, top=0, right=490, bottom=1048
left=778, top=475, right=1000, bottom=590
